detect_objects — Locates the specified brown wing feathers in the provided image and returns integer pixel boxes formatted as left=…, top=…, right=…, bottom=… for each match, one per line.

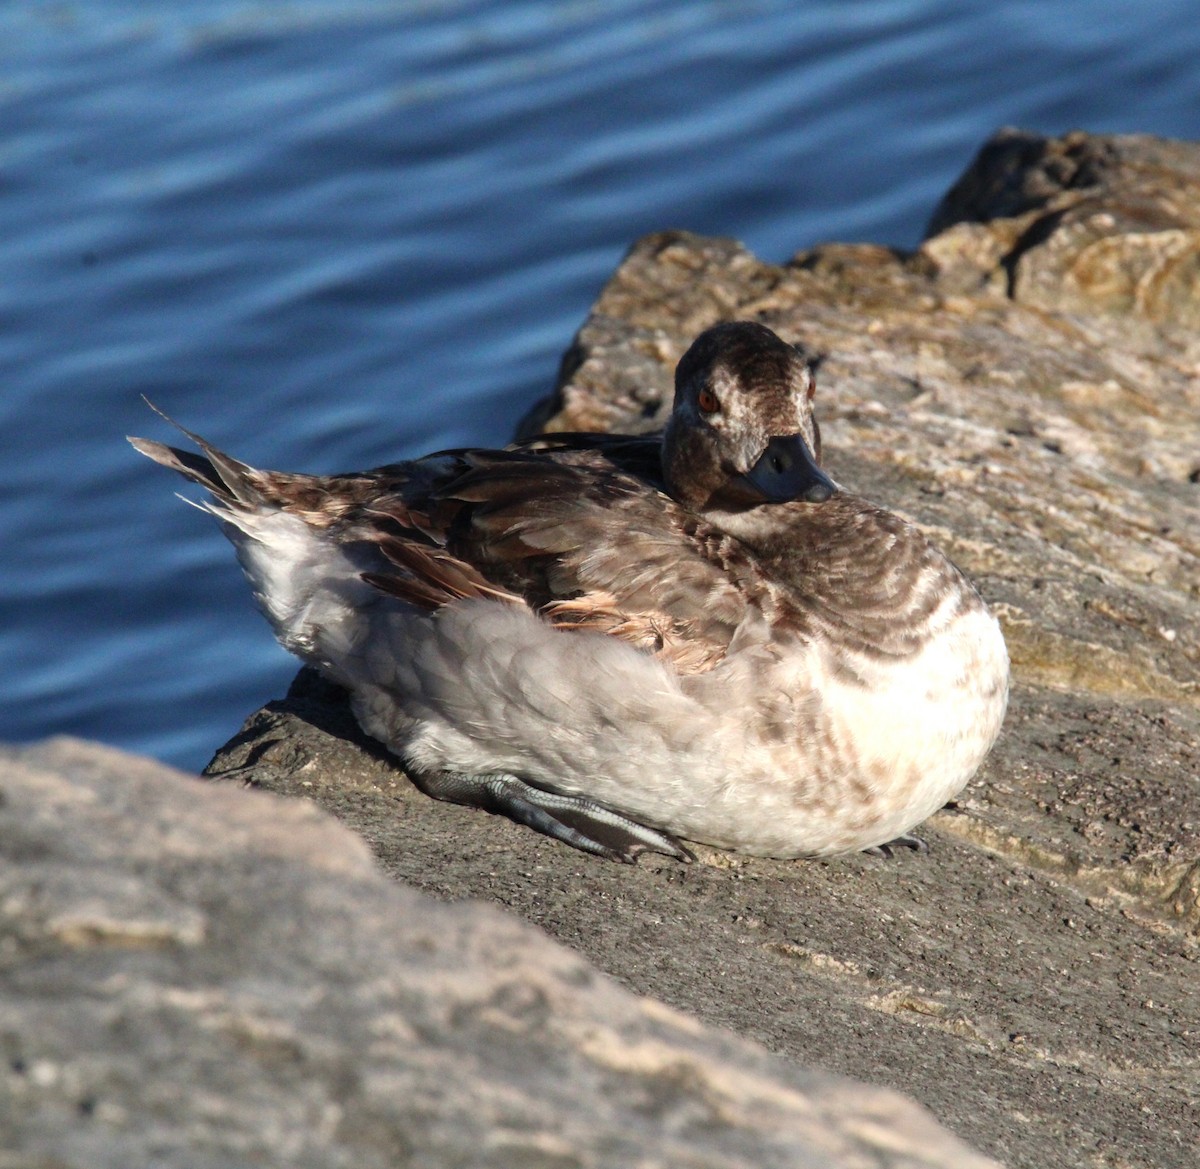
left=133, top=410, right=745, bottom=671
left=363, top=537, right=522, bottom=610
left=353, top=450, right=732, bottom=669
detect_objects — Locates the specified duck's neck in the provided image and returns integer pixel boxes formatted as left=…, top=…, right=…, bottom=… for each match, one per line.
left=700, top=500, right=830, bottom=557
left=701, top=495, right=919, bottom=605
left=661, top=414, right=723, bottom=513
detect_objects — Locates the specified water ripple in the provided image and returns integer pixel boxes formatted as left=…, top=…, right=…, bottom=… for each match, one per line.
left=2, top=0, right=1197, bottom=766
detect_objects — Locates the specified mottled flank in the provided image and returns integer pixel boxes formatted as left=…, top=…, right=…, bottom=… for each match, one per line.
left=132, top=321, right=1008, bottom=860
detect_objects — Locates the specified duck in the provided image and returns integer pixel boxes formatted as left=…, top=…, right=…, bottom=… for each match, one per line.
left=130, top=320, right=1009, bottom=863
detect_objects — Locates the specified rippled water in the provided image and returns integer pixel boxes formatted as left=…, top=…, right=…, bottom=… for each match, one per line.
left=3, top=0, right=1197, bottom=768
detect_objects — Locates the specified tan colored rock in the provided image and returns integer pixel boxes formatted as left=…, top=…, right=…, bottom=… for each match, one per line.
left=927, top=128, right=1200, bottom=330
left=204, top=129, right=1199, bottom=1169
left=0, top=738, right=998, bottom=1169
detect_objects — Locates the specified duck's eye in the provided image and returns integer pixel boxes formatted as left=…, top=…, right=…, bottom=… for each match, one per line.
left=697, top=388, right=720, bottom=414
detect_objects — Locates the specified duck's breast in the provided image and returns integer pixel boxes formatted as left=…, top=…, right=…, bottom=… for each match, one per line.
left=802, top=596, right=1008, bottom=849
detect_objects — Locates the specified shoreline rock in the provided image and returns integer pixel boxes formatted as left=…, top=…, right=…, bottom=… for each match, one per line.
left=204, top=129, right=1200, bottom=1169
left=7, top=128, right=1196, bottom=1168
left=1, top=736, right=998, bottom=1168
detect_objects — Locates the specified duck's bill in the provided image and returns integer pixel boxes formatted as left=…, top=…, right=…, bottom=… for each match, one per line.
left=735, top=434, right=837, bottom=504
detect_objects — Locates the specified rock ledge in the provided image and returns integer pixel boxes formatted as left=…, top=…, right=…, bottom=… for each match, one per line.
left=207, top=130, right=1200, bottom=1169
left=1, top=737, right=997, bottom=1168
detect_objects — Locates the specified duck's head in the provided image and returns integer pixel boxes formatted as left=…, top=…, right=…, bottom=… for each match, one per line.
left=662, top=321, right=837, bottom=513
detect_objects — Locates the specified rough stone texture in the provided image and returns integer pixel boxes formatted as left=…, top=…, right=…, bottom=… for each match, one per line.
left=0, top=738, right=998, bottom=1169
left=201, top=129, right=1199, bottom=1169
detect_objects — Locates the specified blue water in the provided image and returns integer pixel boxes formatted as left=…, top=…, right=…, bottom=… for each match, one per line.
left=3, top=0, right=1198, bottom=769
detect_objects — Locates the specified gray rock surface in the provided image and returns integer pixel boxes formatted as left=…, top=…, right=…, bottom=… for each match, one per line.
left=0, top=737, right=999, bottom=1168
left=205, top=129, right=1200, bottom=1169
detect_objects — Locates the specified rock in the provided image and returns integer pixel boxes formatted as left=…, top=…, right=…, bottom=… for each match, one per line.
left=0, top=737, right=997, bottom=1169
left=925, top=128, right=1200, bottom=329
left=206, top=129, right=1199, bottom=1169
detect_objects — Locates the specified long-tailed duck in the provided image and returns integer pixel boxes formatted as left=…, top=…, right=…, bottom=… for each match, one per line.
left=131, top=321, right=1008, bottom=862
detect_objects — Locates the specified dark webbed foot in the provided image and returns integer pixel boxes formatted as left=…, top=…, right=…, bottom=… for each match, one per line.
left=862, top=833, right=929, bottom=859
left=408, top=767, right=694, bottom=863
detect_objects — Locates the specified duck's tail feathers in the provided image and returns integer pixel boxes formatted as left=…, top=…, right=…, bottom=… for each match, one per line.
left=130, top=399, right=381, bottom=663
left=128, top=398, right=269, bottom=515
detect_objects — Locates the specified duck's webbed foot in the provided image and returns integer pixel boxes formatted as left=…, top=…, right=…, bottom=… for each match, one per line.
left=862, top=833, right=929, bottom=859
left=408, top=767, right=694, bottom=864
